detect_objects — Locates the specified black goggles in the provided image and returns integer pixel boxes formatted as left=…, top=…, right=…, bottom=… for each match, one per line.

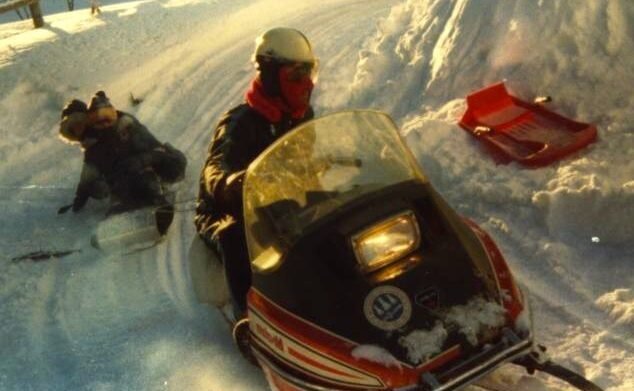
left=282, top=61, right=319, bottom=82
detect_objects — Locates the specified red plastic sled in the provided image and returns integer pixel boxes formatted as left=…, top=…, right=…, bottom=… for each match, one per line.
left=459, top=82, right=597, bottom=167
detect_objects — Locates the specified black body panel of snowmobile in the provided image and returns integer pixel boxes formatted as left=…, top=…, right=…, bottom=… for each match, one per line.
left=251, top=181, right=491, bottom=365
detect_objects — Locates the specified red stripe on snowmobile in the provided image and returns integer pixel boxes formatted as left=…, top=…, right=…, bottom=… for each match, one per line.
left=249, top=295, right=386, bottom=388
left=248, top=288, right=468, bottom=389
left=463, top=219, right=524, bottom=320
left=416, top=345, right=461, bottom=372
left=287, top=346, right=364, bottom=379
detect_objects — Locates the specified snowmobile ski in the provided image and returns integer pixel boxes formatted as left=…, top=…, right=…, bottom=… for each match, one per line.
left=513, top=358, right=604, bottom=391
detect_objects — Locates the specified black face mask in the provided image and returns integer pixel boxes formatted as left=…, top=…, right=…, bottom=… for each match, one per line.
left=256, top=57, right=282, bottom=97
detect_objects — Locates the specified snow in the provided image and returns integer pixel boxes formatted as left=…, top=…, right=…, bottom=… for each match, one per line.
left=595, top=289, right=634, bottom=330
left=444, top=297, right=507, bottom=346
left=351, top=344, right=402, bottom=369
left=398, top=297, right=506, bottom=364
left=0, top=0, right=632, bottom=390
left=514, top=289, right=533, bottom=335
left=399, top=321, right=447, bottom=365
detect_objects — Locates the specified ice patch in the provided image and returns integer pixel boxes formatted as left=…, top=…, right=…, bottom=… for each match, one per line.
left=444, top=297, right=507, bottom=346
left=398, top=321, right=447, bottom=365
left=351, top=345, right=402, bottom=369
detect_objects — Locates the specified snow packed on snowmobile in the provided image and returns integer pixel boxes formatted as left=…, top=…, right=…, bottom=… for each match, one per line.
left=193, top=110, right=604, bottom=391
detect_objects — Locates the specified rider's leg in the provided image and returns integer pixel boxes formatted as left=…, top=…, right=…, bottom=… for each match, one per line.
left=216, top=222, right=252, bottom=321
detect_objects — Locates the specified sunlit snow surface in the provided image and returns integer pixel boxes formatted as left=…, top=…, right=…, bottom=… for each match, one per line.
left=1, top=0, right=632, bottom=390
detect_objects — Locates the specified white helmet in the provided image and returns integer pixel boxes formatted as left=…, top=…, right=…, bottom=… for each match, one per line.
left=253, top=27, right=317, bottom=65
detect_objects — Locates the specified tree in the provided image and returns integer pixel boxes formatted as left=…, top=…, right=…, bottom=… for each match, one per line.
left=66, top=0, right=74, bottom=11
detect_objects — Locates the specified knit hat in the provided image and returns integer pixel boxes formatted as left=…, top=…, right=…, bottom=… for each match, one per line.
left=87, top=91, right=113, bottom=112
left=87, top=91, right=117, bottom=129
left=61, top=99, right=88, bottom=119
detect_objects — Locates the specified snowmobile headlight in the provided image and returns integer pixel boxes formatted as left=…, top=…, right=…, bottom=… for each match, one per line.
left=352, top=211, right=420, bottom=272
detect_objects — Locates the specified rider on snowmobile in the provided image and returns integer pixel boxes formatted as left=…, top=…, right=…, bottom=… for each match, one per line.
left=194, top=27, right=318, bottom=322
left=58, top=91, right=187, bottom=217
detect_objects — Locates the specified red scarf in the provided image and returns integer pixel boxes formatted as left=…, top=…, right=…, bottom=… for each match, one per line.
left=245, top=79, right=307, bottom=123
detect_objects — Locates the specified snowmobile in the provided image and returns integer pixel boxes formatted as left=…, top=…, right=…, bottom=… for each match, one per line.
left=193, top=110, right=603, bottom=391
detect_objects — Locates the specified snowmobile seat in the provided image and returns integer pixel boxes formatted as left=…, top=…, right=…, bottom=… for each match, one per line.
left=459, top=82, right=597, bottom=167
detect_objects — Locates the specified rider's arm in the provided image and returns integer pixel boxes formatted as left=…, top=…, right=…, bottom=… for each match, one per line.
left=115, top=113, right=164, bottom=171
left=121, top=114, right=162, bottom=152
left=72, top=162, right=103, bottom=212
left=202, top=113, right=251, bottom=208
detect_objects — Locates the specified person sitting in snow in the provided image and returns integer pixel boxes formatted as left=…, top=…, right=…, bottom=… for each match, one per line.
left=58, top=91, right=187, bottom=226
left=194, top=27, right=318, bottom=347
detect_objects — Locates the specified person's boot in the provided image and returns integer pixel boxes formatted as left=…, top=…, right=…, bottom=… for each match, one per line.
left=154, top=199, right=174, bottom=236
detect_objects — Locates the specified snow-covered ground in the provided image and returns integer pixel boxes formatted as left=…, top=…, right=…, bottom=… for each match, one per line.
left=0, top=1, right=632, bottom=390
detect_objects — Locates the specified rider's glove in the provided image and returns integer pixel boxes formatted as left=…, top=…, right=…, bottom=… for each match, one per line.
left=219, top=170, right=245, bottom=212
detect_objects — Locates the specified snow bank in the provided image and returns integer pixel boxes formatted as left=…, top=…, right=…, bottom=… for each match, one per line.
left=350, top=0, right=634, bottom=118
left=595, top=289, right=634, bottom=331
left=553, top=324, right=634, bottom=391
left=532, top=163, right=634, bottom=245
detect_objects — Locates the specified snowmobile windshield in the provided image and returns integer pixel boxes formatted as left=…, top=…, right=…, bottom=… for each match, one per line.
left=243, top=110, right=427, bottom=272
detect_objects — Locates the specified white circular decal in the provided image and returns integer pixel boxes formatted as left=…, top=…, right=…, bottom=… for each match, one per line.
left=363, top=285, right=412, bottom=331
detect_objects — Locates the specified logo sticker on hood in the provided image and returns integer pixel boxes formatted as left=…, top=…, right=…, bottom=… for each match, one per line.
left=363, top=285, right=412, bottom=331
left=415, top=287, right=440, bottom=311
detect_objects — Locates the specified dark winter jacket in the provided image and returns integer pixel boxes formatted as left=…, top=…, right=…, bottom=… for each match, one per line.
left=195, top=103, right=313, bottom=244
left=83, top=112, right=160, bottom=178
left=73, top=112, right=186, bottom=204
